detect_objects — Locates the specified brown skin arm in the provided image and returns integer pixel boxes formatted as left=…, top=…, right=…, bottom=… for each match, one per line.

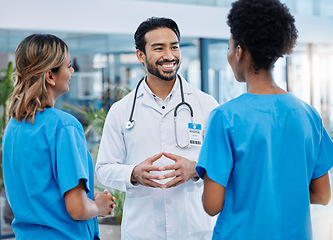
left=64, top=179, right=115, bottom=220
left=202, top=172, right=226, bottom=216
left=203, top=171, right=331, bottom=216
left=309, top=172, right=331, bottom=205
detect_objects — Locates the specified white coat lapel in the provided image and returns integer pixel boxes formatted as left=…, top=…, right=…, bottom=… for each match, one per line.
left=137, top=81, right=163, bottom=114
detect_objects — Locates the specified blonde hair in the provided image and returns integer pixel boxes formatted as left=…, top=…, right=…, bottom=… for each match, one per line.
left=9, top=34, right=68, bottom=124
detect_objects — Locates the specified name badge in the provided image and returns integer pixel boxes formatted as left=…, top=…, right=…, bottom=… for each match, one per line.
left=188, top=123, right=202, bottom=146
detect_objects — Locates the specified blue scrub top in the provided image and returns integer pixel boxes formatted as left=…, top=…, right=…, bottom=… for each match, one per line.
left=196, top=93, right=333, bottom=240
left=3, top=108, right=99, bottom=240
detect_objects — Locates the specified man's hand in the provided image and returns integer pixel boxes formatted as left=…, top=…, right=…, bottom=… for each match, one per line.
left=131, top=152, right=165, bottom=188
left=160, top=152, right=198, bottom=188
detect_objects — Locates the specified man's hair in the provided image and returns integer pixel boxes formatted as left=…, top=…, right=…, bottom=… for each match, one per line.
left=227, top=0, right=298, bottom=72
left=9, top=34, right=68, bottom=124
left=134, top=17, right=180, bottom=54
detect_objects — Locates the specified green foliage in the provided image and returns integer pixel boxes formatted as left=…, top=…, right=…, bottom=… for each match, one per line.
left=0, top=62, right=13, bottom=105
left=0, top=62, right=14, bottom=190
left=65, top=102, right=128, bottom=225
left=63, top=103, right=106, bottom=137
left=111, top=189, right=126, bottom=224
left=0, top=62, right=14, bottom=141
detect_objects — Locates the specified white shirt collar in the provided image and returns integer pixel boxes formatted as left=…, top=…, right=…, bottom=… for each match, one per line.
left=142, top=75, right=179, bottom=101
left=136, top=74, right=193, bottom=100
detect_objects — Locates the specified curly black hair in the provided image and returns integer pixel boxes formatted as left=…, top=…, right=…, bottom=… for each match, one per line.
left=227, top=0, right=298, bottom=72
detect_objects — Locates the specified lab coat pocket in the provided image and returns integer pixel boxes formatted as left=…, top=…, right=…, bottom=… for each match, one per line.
left=122, top=187, right=156, bottom=240
left=185, top=191, right=214, bottom=238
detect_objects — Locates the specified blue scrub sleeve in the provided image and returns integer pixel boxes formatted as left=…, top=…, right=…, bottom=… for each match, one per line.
left=55, top=125, right=90, bottom=197
left=312, top=125, right=333, bottom=179
left=196, top=109, right=234, bottom=187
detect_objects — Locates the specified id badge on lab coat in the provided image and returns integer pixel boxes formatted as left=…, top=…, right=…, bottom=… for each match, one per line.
left=188, top=123, right=202, bottom=146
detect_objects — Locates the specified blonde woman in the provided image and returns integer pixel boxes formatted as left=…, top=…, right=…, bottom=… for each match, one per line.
left=2, top=34, right=115, bottom=240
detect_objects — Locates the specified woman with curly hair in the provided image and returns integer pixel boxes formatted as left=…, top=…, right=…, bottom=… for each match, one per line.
left=196, top=0, right=333, bottom=239
left=3, top=34, right=115, bottom=239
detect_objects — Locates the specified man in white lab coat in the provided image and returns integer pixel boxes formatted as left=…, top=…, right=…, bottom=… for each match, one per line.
left=96, top=17, right=218, bottom=240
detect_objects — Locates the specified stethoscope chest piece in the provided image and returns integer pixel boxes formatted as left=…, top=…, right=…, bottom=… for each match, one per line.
left=126, top=120, right=135, bottom=130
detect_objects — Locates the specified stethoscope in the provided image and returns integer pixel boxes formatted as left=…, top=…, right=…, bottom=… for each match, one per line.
left=125, top=74, right=194, bottom=148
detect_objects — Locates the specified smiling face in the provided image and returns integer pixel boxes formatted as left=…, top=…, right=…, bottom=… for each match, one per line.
left=137, top=27, right=181, bottom=81
left=48, top=52, right=74, bottom=99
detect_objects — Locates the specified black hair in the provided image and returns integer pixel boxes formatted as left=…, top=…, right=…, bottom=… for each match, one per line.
left=227, top=0, right=298, bottom=72
left=134, top=17, right=181, bottom=54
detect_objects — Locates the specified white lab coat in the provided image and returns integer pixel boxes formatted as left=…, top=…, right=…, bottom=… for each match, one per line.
left=96, top=75, right=219, bottom=240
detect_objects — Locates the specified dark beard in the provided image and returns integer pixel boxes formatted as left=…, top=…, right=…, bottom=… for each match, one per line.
left=146, top=59, right=180, bottom=81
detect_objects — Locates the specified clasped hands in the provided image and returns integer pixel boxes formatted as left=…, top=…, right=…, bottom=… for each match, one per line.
left=94, top=189, right=116, bottom=217
left=131, top=152, right=198, bottom=188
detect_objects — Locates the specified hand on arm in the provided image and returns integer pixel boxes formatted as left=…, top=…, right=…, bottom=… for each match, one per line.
left=64, top=179, right=116, bottom=220
left=131, top=152, right=165, bottom=188
left=161, top=152, right=198, bottom=188
left=309, top=172, right=331, bottom=205
left=202, top=172, right=225, bottom=216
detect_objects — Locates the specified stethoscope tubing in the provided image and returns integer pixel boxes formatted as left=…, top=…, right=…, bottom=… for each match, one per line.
left=126, top=74, right=194, bottom=148
left=125, top=77, right=145, bottom=129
